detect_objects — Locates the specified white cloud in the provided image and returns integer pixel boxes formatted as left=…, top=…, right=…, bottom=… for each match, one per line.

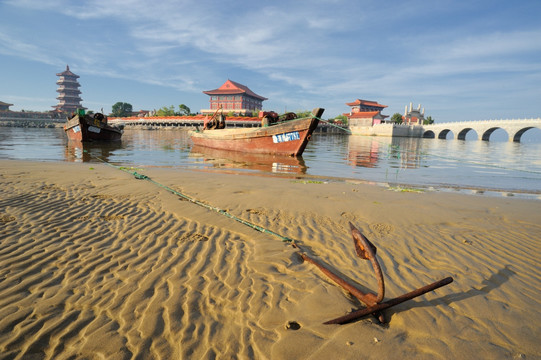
left=1, top=0, right=540, bottom=120
left=429, top=30, right=541, bottom=60
left=0, top=32, right=61, bottom=65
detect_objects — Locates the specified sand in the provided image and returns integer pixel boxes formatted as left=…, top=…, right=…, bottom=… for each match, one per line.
left=0, top=159, right=540, bottom=359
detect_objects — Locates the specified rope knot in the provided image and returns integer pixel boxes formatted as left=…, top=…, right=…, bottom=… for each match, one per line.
left=133, top=172, right=149, bottom=180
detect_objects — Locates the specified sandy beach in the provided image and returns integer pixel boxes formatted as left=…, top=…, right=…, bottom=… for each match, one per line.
left=0, top=159, right=540, bottom=359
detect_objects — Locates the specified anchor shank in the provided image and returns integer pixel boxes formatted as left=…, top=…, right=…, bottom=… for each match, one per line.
left=324, top=276, right=454, bottom=325
left=300, top=252, right=378, bottom=306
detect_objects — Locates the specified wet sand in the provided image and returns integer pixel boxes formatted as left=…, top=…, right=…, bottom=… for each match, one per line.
left=1, top=160, right=540, bottom=359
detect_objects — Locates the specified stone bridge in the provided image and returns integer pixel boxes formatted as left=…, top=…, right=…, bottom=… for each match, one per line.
left=422, top=118, right=541, bottom=142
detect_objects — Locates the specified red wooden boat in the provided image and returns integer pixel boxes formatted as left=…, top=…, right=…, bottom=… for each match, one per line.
left=190, top=108, right=324, bottom=156
left=64, top=110, right=123, bottom=142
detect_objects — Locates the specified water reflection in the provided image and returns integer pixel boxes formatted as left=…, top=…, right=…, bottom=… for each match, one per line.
left=346, top=136, right=380, bottom=168
left=347, top=136, right=425, bottom=169
left=190, top=145, right=307, bottom=174
left=64, top=140, right=124, bottom=162
left=1, top=128, right=540, bottom=194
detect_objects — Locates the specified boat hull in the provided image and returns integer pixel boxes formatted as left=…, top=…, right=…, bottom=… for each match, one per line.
left=190, top=108, right=324, bottom=156
left=64, top=114, right=123, bottom=142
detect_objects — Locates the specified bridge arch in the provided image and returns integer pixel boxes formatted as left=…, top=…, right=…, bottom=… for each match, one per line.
left=481, top=127, right=508, bottom=141
left=422, top=130, right=435, bottom=138
left=511, top=126, right=539, bottom=142
left=457, top=128, right=478, bottom=140
left=437, top=129, right=453, bottom=139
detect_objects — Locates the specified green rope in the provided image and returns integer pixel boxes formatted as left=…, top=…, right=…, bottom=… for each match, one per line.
left=316, top=117, right=352, bottom=134
left=271, top=115, right=351, bottom=134
left=85, top=150, right=295, bottom=243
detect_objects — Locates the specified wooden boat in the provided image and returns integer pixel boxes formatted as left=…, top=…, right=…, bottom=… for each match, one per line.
left=190, top=108, right=324, bottom=156
left=64, top=110, right=123, bottom=142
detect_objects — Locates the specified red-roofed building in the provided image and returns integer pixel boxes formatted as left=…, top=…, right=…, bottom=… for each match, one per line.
left=0, top=101, right=13, bottom=112
left=202, top=80, right=267, bottom=115
left=343, top=99, right=388, bottom=126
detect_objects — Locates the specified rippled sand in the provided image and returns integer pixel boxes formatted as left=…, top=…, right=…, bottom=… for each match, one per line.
left=0, top=160, right=540, bottom=359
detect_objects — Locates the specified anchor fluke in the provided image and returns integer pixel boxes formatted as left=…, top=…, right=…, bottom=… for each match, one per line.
left=349, top=222, right=377, bottom=260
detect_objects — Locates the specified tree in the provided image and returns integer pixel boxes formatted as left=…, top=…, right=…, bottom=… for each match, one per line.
left=334, top=114, right=348, bottom=125
left=156, top=105, right=175, bottom=116
left=295, top=110, right=312, bottom=118
left=111, top=102, right=133, bottom=117
left=178, top=104, right=191, bottom=116
left=391, top=112, right=403, bottom=124
left=423, top=116, right=435, bottom=125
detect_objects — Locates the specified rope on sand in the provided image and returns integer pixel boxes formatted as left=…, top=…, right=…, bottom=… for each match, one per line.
left=85, top=150, right=295, bottom=243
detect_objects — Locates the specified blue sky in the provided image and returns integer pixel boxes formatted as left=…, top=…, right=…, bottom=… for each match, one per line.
left=1, top=0, right=540, bottom=122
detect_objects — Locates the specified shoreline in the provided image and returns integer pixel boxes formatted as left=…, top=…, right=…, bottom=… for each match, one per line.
left=1, top=159, right=540, bottom=359
left=5, top=156, right=540, bottom=200
left=95, top=161, right=541, bottom=201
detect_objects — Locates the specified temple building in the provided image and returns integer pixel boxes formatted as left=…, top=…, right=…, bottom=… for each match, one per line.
left=403, top=102, right=425, bottom=124
left=0, top=101, right=13, bottom=112
left=201, top=80, right=267, bottom=115
left=52, top=65, right=85, bottom=114
left=343, top=99, right=388, bottom=126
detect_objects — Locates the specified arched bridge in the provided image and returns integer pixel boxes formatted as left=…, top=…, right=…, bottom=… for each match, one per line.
left=422, top=118, right=541, bottom=142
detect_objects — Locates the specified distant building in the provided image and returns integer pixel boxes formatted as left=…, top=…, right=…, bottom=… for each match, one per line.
left=201, top=80, right=267, bottom=115
left=0, top=101, right=13, bottom=112
left=134, top=110, right=151, bottom=117
left=403, top=102, right=425, bottom=124
left=52, top=65, right=85, bottom=114
left=343, top=99, right=388, bottom=126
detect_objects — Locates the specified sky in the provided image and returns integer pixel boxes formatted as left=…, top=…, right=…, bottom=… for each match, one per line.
left=1, top=0, right=540, bottom=122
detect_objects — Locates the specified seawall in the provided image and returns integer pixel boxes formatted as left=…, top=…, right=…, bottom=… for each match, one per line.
left=349, top=123, right=424, bottom=137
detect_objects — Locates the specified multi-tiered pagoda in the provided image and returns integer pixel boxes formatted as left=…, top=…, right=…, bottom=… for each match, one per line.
left=52, top=65, right=85, bottom=114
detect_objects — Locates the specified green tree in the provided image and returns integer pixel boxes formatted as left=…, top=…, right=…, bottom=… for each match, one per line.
left=334, top=114, right=348, bottom=125
left=178, top=104, right=191, bottom=116
left=295, top=110, right=312, bottom=118
left=423, top=116, right=435, bottom=125
left=111, top=102, right=133, bottom=117
left=157, top=105, right=175, bottom=116
left=391, top=112, right=403, bottom=124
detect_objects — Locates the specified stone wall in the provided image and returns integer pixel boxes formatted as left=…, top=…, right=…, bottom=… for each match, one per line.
left=349, top=123, right=424, bottom=137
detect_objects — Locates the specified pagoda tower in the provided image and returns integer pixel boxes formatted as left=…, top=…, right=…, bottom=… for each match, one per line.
left=53, top=65, right=85, bottom=113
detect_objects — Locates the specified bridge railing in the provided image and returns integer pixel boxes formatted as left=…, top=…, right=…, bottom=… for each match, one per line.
left=425, top=118, right=541, bottom=127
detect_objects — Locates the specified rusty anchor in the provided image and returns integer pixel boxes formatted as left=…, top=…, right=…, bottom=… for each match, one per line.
left=299, top=222, right=453, bottom=325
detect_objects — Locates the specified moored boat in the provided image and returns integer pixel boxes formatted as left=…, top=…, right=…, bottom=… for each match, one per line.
left=190, top=108, right=324, bottom=156
left=64, top=109, right=123, bottom=142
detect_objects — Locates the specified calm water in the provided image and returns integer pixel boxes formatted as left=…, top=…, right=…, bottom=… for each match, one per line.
left=1, top=127, right=540, bottom=198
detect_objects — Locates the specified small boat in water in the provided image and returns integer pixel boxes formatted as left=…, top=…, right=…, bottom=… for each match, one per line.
left=64, top=109, right=123, bottom=142
left=190, top=108, right=324, bottom=156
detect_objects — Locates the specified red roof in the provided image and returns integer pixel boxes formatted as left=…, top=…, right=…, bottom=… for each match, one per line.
left=347, top=111, right=381, bottom=118
left=346, top=99, right=387, bottom=108
left=203, top=80, right=267, bottom=100
left=56, top=65, right=79, bottom=78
